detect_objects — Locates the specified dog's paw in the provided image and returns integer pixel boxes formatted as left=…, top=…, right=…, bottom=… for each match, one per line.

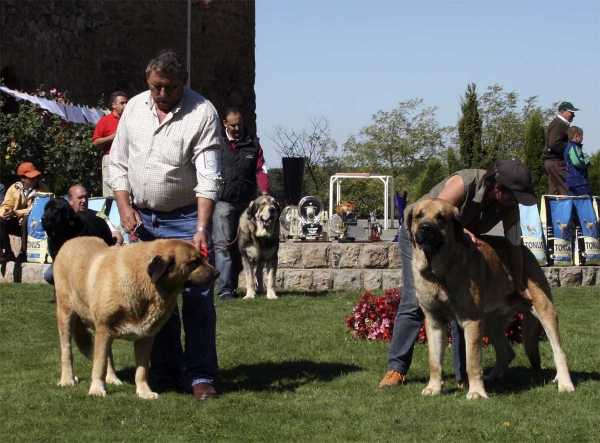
left=88, top=387, right=107, bottom=397
left=421, top=386, right=442, bottom=396
left=243, top=293, right=255, bottom=300
left=137, top=390, right=159, bottom=400
left=266, top=290, right=278, bottom=300
left=555, top=376, right=575, bottom=393
left=57, top=376, right=79, bottom=387
left=466, top=389, right=488, bottom=400
left=106, top=375, right=123, bottom=386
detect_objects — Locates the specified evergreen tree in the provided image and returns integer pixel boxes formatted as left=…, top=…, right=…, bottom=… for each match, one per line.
left=447, top=147, right=462, bottom=174
left=416, top=158, right=447, bottom=199
left=522, top=111, right=546, bottom=201
left=457, top=83, right=483, bottom=168
left=588, top=151, right=600, bottom=196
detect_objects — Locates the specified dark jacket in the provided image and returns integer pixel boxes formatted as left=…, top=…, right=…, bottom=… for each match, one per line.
left=543, top=116, right=570, bottom=160
left=218, top=130, right=260, bottom=203
left=564, top=140, right=590, bottom=187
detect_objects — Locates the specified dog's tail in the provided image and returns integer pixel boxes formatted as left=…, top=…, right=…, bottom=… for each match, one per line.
left=73, top=316, right=93, bottom=359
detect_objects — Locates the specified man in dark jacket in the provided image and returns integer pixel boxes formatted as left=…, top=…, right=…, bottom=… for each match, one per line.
left=213, top=107, right=270, bottom=301
left=543, top=101, right=579, bottom=195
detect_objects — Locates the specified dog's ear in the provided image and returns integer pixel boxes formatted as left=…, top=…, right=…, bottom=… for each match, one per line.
left=147, top=256, right=175, bottom=283
left=406, top=207, right=415, bottom=245
left=247, top=200, right=256, bottom=220
left=452, top=207, right=463, bottom=239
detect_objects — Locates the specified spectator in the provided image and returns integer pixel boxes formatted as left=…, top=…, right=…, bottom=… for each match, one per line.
left=0, top=162, right=50, bottom=263
left=67, top=185, right=124, bottom=245
left=543, top=101, right=579, bottom=195
left=213, top=107, right=270, bottom=301
left=564, top=126, right=591, bottom=196
left=0, top=183, right=6, bottom=203
left=379, top=160, right=537, bottom=389
left=110, top=48, right=223, bottom=401
left=92, top=91, right=128, bottom=197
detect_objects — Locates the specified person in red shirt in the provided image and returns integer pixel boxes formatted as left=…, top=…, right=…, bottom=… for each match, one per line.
left=92, top=91, right=127, bottom=196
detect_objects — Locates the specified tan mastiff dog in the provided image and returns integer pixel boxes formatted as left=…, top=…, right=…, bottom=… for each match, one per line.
left=407, top=198, right=574, bottom=399
left=53, top=237, right=219, bottom=399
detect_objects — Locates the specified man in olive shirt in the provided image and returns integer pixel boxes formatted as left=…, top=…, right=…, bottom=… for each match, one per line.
left=543, top=101, right=579, bottom=195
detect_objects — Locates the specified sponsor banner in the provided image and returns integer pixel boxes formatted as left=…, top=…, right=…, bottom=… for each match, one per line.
left=572, top=197, right=600, bottom=265
left=519, top=203, right=546, bottom=265
left=26, top=192, right=54, bottom=263
left=542, top=196, right=574, bottom=266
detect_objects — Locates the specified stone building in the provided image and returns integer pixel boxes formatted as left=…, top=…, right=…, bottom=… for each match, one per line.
left=0, top=0, right=257, bottom=132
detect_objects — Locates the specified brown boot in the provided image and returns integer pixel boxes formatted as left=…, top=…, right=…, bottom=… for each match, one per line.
left=379, top=370, right=405, bottom=388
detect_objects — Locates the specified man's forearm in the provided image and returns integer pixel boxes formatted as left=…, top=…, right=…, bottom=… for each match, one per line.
left=92, top=134, right=114, bottom=148
left=113, top=190, right=132, bottom=210
left=197, top=197, right=215, bottom=228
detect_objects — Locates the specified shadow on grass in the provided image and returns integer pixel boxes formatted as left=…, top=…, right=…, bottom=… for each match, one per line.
left=467, top=366, right=600, bottom=395
left=218, top=360, right=362, bottom=393
left=116, top=360, right=363, bottom=394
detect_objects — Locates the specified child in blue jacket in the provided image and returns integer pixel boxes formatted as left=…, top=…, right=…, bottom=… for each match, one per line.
left=564, top=126, right=591, bottom=196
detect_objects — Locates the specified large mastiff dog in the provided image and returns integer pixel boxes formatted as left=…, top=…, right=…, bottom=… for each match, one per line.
left=407, top=198, right=574, bottom=399
left=238, top=195, right=280, bottom=300
left=53, top=237, right=219, bottom=399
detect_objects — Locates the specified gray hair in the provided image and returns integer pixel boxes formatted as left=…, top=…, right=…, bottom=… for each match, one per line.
left=145, top=48, right=186, bottom=80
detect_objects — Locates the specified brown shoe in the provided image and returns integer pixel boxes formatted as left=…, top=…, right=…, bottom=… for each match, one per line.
left=457, top=379, right=468, bottom=389
left=379, top=370, right=405, bottom=388
left=192, top=382, right=218, bottom=400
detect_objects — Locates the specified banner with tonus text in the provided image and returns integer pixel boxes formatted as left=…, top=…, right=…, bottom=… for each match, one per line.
left=519, top=204, right=547, bottom=265
left=572, top=197, right=600, bottom=265
left=541, top=196, right=574, bottom=266
left=26, top=192, right=54, bottom=263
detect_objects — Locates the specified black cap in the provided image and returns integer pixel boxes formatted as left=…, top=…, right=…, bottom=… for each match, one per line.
left=495, top=160, right=537, bottom=206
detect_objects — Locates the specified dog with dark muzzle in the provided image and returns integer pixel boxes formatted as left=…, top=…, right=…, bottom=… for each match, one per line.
left=238, top=195, right=281, bottom=299
left=407, top=198, right=574, bottom=399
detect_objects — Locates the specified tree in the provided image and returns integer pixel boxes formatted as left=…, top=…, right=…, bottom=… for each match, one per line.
left=268, top=117, right=339, bottom=202
left=457, top=83, right=483, bottom=168
left=522, top=111, right=547, bottom=202
left=416, top=158, right=447, bottom=199
left=447, top=147, right=462, bottom=175
left=343, top=99, right=447, bottom=199
left=588, top=151, right=600, bottom=197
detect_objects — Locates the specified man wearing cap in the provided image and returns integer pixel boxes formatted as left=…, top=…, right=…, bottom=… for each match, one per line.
left=0, top=162, right=50, bottom=263
left=379, top=160, right=537, bottom=389
left=543, top=101, right=580, bottom=195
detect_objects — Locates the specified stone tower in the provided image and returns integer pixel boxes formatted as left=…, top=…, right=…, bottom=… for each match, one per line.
left=0, top=0, right=257, bottom=132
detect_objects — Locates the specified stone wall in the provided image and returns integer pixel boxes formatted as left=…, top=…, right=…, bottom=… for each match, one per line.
left=1, top=241, right=598, bottom=288
left=0, top=0, right=257, bottom=132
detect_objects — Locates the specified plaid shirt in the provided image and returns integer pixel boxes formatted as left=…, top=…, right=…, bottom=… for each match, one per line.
left=109, top=88, right=223, bottom=211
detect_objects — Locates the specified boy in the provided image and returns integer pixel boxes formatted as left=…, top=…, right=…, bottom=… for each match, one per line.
left=563, top=126, right=591, bottom=196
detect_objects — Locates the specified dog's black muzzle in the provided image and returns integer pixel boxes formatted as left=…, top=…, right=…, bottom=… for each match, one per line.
left=414, top=221, right=443, bottom=253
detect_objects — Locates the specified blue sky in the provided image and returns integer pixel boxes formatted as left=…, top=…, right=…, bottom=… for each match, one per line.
left=255, top=0, right=600, bottom=168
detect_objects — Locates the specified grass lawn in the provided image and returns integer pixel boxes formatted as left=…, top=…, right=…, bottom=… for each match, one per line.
left=0, top=284, right=599, bottom=442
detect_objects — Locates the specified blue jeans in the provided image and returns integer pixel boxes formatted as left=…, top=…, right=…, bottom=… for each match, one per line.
left=212, top=200, right=248, bottom=298
left=136, top=204, right=218, bottom=388
left=387, top=226, right=466, bottom=381
left=568, top=185, right=592, bottom=197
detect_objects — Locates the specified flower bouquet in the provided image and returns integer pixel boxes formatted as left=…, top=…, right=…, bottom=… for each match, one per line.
left=346, top=289, right=546, bottom=345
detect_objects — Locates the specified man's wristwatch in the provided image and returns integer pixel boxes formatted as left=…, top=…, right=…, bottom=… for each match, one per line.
left=196, top=226, right=210, bottom=234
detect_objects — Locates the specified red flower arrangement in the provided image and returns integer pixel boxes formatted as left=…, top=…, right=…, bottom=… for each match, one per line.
left=346, top=289, right=546, bottom=345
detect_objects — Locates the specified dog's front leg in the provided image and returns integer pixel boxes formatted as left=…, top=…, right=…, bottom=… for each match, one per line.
left=56, top=306, right=79, bottom=387
left=462, top=319, right=487, bottom=399
left=265, top=256, right=278, bottom=300
left=242, top=255, right=256, bottom=299
left=134, top=336, right=159, bottom=399
left=88, top=327, right=112, bottom=397
left=105, top=348, right=123, bottom=386
left=422, top=314, right=445, bottom=396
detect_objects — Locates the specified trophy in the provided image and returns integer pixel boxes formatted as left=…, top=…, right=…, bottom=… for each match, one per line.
left=297, top=196, right=328, bottom=240
left=335, top=200, right=366, bottom=241
left=368, top=210, right=383, bottom=242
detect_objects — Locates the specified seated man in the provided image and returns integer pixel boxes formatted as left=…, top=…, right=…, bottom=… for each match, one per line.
left=0, top=162, right=50, bottom=263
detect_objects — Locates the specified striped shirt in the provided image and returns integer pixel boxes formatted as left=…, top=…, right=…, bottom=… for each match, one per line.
left=109, top=88, right=224, bottom=211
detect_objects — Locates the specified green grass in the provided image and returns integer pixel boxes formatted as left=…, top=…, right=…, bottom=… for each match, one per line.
left=0, top=284, right=599, bottom=442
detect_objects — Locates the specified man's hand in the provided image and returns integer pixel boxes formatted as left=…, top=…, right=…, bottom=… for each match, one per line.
left=193, top=230, right=210, bottom=251
left=2, top=209, right=16, bottom=220
left=463, top=228, right=486, bottom=250
left=118, top=205, right=142, bottom=234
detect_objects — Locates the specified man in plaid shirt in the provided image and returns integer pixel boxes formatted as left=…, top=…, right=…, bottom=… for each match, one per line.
left=110, top=48, right=224, bottom=401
